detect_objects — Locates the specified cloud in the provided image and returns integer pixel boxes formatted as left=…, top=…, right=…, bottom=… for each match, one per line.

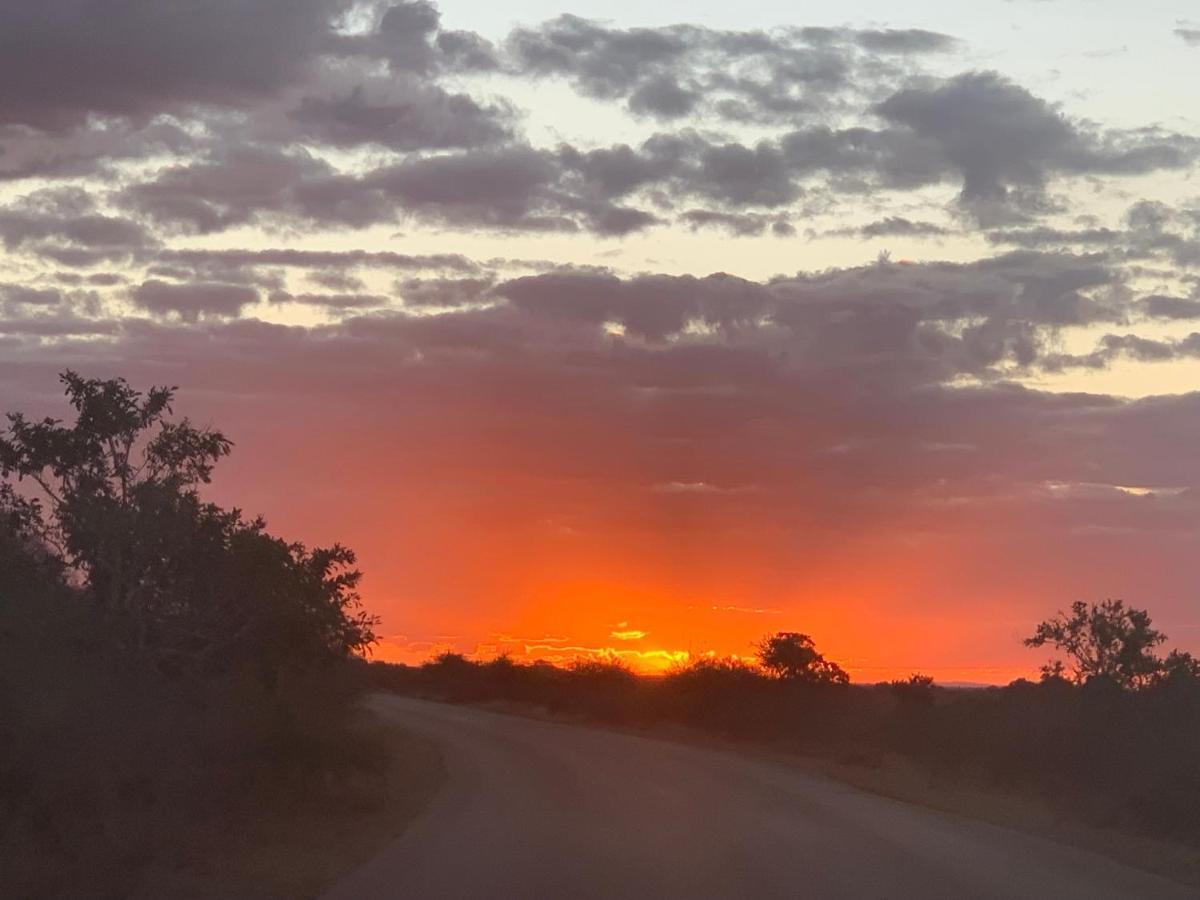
left=339, top=1, right=500, bottom=74
left=5, top=245, right=1200, bottom=668
left=504, top=17, right=951, bottom=125
left=824, top=217, right=951, bottom=239
left=287, top=78, right=512, bottom=151
left=855, top=29, right=958, bottom=54
left=0, top=0, right=351, bottom=131
left=124, top=146, right=345, bottom=234
left=680, top=210, right=794, bottom=236
left=3, top=0, right=1200, bottom=675
left=7, top=253, right=1192, bottom=525
left=876, top=72, right=1198, bottom=222
left=155, top=247, right=480, bottom=274
left=131, top=280, right=258, bottom=320
left=610, top=629, right=647, bottom=640
left=0, top=188, right=156, bottom=267
left=1139, top=295, right=1200, bottom=319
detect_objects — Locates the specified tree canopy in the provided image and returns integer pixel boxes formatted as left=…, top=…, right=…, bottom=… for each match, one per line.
left=1025, top=599, right=1196, bottom=690
left=0, top=372, right=376, bottom=678
left=755, top=632, right=849, bottom=685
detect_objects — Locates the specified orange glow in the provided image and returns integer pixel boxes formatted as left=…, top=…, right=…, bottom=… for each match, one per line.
left=196, top=393, right=1193, bottom=689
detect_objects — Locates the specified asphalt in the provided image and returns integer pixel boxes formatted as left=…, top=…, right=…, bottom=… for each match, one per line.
left=324, top=695, right=1195, bottom=899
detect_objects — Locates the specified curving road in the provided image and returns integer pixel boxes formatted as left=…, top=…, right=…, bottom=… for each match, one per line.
left=325, top=696, right=1193, bottom=899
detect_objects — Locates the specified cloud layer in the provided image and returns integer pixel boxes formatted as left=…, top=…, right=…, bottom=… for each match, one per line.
left=1, top=1, right=1199, bottom=676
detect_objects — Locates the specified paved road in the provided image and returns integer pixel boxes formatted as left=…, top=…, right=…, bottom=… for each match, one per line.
left=325, top=696, right=1194, bottom=899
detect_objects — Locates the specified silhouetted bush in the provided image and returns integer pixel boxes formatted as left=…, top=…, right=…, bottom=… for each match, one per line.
left=0, top=375, right=387, bottom=896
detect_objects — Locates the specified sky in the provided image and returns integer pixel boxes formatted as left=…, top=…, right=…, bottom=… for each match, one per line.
left=2, top=1, right=1200, bottom=682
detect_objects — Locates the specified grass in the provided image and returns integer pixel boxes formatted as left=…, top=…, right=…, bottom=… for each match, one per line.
left=136, top=711, right=446, bottom=900
left=0, top=699, right=445, bottom=900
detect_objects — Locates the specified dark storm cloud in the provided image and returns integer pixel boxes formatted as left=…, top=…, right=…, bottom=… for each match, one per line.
left=1175, top=28, right=1200, bottom=46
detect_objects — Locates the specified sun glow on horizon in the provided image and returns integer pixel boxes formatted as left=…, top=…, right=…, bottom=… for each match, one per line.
left=370, top=631, right=1041, bottom=684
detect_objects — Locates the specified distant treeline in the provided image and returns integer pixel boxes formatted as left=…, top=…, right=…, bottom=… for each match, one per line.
left=370, top=614, right=1200, bottom=846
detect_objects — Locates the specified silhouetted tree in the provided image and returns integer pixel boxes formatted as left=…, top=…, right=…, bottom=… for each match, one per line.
left=0, top=372, right=376, bottom=677
left=1025, top=599, right=1165, bottom=689
left=890, top=673, right=936, bottom=707
left=1155, top=649, right=1200, bottom=688
left=756, top=632, right=849, bottom=685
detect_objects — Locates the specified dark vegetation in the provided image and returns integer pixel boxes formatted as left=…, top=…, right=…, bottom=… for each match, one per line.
left=0, top=373, right=408, bottom=898
left=372, top=609, right=1200, bottom=848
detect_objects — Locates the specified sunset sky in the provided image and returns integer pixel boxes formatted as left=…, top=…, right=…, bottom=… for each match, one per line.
left=3, top=1, right=1200, bottom=681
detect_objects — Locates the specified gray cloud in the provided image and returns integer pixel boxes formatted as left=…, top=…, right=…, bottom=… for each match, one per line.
left=679, top=209, right=794, bottom=236
left=287, top=78, right=512, bottom=151
left=504, top=17, right=948, bottom=125
left=131, top=280, right=258, bottom=320
left=124, top=145, right=393, bottom=233
left=0, top=0, right=351, bottom=131
left=1139, top=295, right=1200, bottom=319
left=826, top=217, right=952, bottom=239
left=0, top=188, right=156, bottom=267
left=855, top=29, right=958, bottom=54
left=876, top=72, right=1198, bottom=222
left=154, top=247, right=479, bottom=274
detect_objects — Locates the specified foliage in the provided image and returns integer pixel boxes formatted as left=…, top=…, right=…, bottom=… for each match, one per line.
left=1025, top=599, right=1168, bottom=689
left=0, top=374, right=391, bottom=897
left=0, top=372, right=376, bottom=678
left=889, top=673, right=937, bottom=707
left=755, top=632, right=849, bottom=685
left=1156, top=649, right=1200, bottom=687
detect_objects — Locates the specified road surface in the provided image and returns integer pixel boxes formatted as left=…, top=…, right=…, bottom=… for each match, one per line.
left=325, top=696, right=1194, bottom=899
